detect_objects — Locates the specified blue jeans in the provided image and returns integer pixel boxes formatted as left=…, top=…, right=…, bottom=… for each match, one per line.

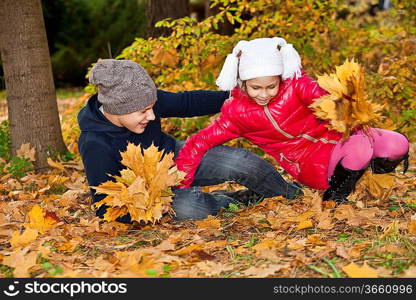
left=172, top=140, right=300, bottom=220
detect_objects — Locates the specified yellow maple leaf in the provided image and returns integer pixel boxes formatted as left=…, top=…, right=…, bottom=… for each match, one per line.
left=362, top=171, right=396, bottom=199
left=296, top=219, right=313, bottom=230
left=252, top=238, right=280, bottom=251
left=120, top=143, right=145, bottom=179
left=172, top=244, right=203, bottom=256
left=342, top=262, right=378, bottom=278
left=57, top=238, right=81, bottom=252
left=310, top=59, right=384, bottom=138
left=92, top=143, right=185, bottom=224
left=143, top=144, right=163, bottom=183
left=25, top=205, right=59, bottom=233
left=194, top=216, right=221, bottom=229
left=316, top=73, right=346, bottom=96
left=408, top=220, right=416, bottom=235
left=103, top=206, right=129, bottom=222
left=47, top=157, right=65, bottom=171
left=336, top=59, right=360, bottom=88
left=10, top=228, right=38, bottom=248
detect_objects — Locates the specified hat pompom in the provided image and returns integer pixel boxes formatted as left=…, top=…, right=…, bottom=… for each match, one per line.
left=215, top=53, right=240, bottom=91
left=216, top=40, right=249, bottom=91
left=272, top=37, right=302, bottom=80
left=280, top=43, right=302, bottom=80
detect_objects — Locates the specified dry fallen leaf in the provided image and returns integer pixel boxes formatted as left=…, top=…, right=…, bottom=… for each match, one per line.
left=115, top=250, right=165, bottom=277
left=16, top=143, right=36, bottom=161
left=25, top=205, right=60, bottom=233
left=195, top=261, right=234, bottom=277
left=408, top=220, right=416, bottom=235
left=342, top=262, right=378, bottom=278
left=362, top=171, right=396, bottom=199
left=242, top=264, right=289, bottom=277
left=47, top=157, right=65, bottom=171
left=296, top=219, right=313, bottom=230
left=2, top=247, right=38, bottom=277
left=10, top=227, right=38, bottom=248
left=401, top=265, right=416, bottom=278
left=172, top=244, right=203, bottom=256
left=194, top=216, right=221, bottom=229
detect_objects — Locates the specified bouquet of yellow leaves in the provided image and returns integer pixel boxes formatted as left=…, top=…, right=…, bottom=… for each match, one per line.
left=92, top=143, right=186, bottom=224
left=309, top=59, right=384, bottom=138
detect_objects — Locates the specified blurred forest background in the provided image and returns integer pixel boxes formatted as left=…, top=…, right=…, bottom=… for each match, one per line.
left=0, top=0, right=238, bottom=89
left=0, top=0, right=407, bottom=86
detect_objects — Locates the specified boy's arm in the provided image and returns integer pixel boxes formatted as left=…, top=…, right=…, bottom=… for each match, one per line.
left=175, top=105, right=241, bottom=188
left=296, top=74, right=328, bottom=106
left=156, top=89, right=229, bottom=118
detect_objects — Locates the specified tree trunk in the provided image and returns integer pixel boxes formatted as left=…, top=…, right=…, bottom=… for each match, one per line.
left=147, top=0, right=190, bottom=37
left=204, top=0, right=234, bottom=35
left=0, top=0, right=67, bottom=170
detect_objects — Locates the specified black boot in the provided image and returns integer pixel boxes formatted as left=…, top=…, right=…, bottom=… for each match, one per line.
left=370, top=153, right=409, bottom=174
left=323, top=163, right=366, bottom=203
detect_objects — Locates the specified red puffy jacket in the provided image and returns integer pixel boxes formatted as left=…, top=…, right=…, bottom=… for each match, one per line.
left=175, top=73, right=343, bottom=190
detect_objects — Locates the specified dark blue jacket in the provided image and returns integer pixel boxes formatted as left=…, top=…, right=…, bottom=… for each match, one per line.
left=77, top=89, right=228, bottom=220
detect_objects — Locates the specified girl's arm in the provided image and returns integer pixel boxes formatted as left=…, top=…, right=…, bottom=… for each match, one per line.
left=296, top=74, right=328, bottom=106
left=175, top=106, right=241, bottom=188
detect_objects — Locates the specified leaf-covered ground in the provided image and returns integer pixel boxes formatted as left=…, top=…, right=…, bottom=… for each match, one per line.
left=0, top=95, right=415, bottom=278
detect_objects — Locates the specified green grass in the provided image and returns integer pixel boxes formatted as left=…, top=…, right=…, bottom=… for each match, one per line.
left=56, top=87, right=85, bottom=99
left=0, top=87, right=84, bottom=101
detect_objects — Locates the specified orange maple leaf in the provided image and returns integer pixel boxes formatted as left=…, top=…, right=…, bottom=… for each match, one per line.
left=25, top=204, right=60, bottom=233
left=310, top=59, right=384, bottom=138
left=92, top=143, right=185, bottom=224
left=342, top=262, right=378, bottom=278
left=10, top=228, right=38, bottom=248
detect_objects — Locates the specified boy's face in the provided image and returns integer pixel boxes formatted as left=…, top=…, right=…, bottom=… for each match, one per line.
left=116, top=104, right=155, bottom=134
left=245, top=76, right=280, bottom=106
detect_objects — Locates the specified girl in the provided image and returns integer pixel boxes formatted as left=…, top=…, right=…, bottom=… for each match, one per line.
left=175, top=37, right=409, bottom=202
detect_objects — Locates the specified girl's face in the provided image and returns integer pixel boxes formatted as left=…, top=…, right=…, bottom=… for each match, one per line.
left=116, top=104, right=155, bottom=134
left=245, top=76, right=280, bottom=106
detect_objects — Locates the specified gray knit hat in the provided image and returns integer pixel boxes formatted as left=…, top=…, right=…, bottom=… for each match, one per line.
left=89, top=59, right=157, bottom=115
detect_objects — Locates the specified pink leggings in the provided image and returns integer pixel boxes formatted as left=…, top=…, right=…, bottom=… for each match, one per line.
left=328, top=128, right=409, bottom=178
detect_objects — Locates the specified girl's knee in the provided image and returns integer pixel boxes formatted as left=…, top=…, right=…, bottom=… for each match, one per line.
left=372, top=129, right=409, bottom=159
left=338, top=135, right=373, bottom=170
left=346, top=135, right=373, bottom=159
left=390, top=132, right=409, bottom=156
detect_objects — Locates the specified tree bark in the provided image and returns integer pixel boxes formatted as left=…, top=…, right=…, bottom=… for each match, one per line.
left=0, top=0, right=67, bottom=170
left=147, top=0, right=190, bottom=37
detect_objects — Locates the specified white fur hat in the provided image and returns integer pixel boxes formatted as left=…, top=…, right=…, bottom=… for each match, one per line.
left=216, top=37, right=302, bottom=91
